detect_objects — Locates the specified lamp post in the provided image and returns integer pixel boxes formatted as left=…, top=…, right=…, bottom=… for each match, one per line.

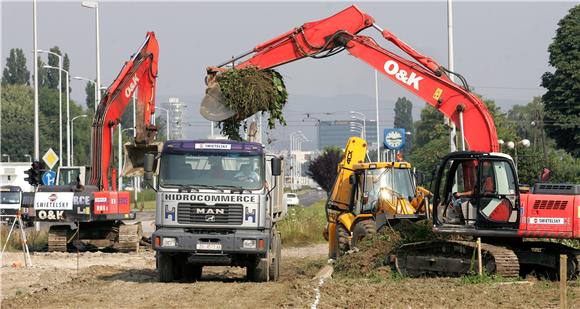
left=73, top=76, right=97, bottom=112
left=33, top=0, right=39, bottom=161
left=500, top=139, right=531, bottom=169
left=38, top=50, right=63, bottom=166
left=155, top=107, right=170, bottom=140
left=374, top=69, right=380, bottom=162
left=350, top=111, right=366, bottom=140
left=81, top=1, right=101, bottom=105
left=71, top=114, right=88, bottom=166
left=44, top=65, right=70, bottom=166
left=2, top=154, right=10, bottom=162
left=24, top=154, right=32, bottom=162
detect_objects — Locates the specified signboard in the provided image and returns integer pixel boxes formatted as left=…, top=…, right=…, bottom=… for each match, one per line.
left=42, top=148, right=59, bottom=170
left=195, top=143, right=231, bottom=150
left=383, top=128, right=406, bottom=150
left=34, top=192, right=74, bottom=210
left=42, top=171, right=56, bottom=186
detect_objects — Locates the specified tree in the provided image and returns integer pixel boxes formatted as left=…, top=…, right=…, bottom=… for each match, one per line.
left=540, top=5, right=580, bottom=157
left=37, top=56, right=48, bottom=88
left=46, top=46, right=62, bottom=90
left=413, top=105, right=445, bottom=149
left=393, top=97, right=413, bottom=153
left=2, top=48, right=30, bottom=86
left=85, top=81, right=96, bottom=111
left=306, top=146, right=343, bottom=192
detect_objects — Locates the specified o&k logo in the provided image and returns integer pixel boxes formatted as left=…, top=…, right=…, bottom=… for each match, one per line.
left=384, top=60, right=423, bottom=91
left=125, top=75, right=140, bottom=98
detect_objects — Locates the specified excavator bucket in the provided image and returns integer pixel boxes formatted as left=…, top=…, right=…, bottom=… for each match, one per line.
left=200, top=83, right=236, bottom=121
left=122, top=142, right=163, bottom=177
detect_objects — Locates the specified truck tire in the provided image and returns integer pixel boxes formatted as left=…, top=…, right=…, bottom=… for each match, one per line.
left=269, top=232, right=282, bottom=281
left=335, top=223, right=350, bottom=258
left=182, top=261, right=203, bottom=282
left=350, top=219, right=376, bottom=249
left=158, top=252, right=175, bottom=282
left=247, top=258, right=269, bottom=282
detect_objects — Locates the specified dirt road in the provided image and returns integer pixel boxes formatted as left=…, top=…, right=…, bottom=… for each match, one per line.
left=2, top=245, right=579, bottom=309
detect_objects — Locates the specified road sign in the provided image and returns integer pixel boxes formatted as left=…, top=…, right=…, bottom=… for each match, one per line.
left=383, top=128, right=406, bottom=150
left=42, top=148, right=59, bottom=170
left=42, top=171, right=56, bottom=186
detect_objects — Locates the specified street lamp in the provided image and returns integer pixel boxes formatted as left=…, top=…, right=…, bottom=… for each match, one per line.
left=350, top=111, right=366, bottom=140
left=81, top=1, right=101, bottom=105
left=71, top=114, right=88, bottom=166
left=2, top=154, right=10, bottom=162
left=73, top=76, right=98, bottom=112
left=24, top=154, right=32, bottom=162
left=38, top=49, right=63, bottom=166
left=500, top=139, right=531, bottom=169
left=155, top=107, right=171, bottom=140
left=44, top=65, right=71, bottom=166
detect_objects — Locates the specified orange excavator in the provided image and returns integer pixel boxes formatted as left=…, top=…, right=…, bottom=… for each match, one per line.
left=29, top=32, right=160, bottom=252
left=201, top=5, right=579, bottom=279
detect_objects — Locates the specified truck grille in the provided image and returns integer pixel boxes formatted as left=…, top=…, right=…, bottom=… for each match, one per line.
left=177, top=203, right=243, bottom=225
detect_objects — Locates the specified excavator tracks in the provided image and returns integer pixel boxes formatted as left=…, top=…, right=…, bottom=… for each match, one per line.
left=114, top=223, right=143, bottom=252
left=395, top=240, right=520, bottom=278
left=48, top=225, right=70, bottom=252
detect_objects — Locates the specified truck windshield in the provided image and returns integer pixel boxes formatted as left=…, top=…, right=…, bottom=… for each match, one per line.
left=160, top=153, right=264, bottom=190
left=0, top=192, right=20, bottom=204
left=365, top=168, right=415, bottom=202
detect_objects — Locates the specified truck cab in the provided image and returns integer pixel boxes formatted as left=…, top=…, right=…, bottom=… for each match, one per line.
left=0, top=185, right=22, bottom=223
left=148, top=140, right=285, bottom=282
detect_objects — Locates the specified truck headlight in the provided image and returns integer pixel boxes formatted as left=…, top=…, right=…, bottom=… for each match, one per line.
left=242, top=239, right=256, bottom=249
left=162, top=237, right=177, bottom=247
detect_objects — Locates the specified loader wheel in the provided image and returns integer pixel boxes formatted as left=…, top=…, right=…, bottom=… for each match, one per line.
left=182, top=263, right=203, bottom=282
left=335, top=223, right=350, bottom=258
left=351, top=219, right=376, bottom=249
left=158, top=252, right=175, bottom=282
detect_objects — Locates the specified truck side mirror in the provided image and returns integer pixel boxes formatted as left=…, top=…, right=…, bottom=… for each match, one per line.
left=144, top=153, right=155, bottom=183
left=271, top=157, right=282, bottom=176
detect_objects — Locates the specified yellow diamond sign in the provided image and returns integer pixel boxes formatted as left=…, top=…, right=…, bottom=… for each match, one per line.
left=42, top=148, right=59, bottom=170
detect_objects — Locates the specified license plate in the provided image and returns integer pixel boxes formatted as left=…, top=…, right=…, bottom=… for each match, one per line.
left=196, top=243, right=222, bottom=251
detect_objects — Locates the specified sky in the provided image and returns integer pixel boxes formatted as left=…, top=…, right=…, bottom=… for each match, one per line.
left=1, top=0, right=576, bottom=150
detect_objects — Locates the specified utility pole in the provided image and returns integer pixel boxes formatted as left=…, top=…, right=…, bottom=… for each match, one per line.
left=33, top=0, right=39, bottom=161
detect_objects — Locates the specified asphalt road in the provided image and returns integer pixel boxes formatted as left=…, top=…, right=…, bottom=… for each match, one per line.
left=297, top=189, right=327, bottom=208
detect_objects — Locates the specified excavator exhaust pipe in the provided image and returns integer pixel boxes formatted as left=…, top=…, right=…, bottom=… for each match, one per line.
left=122, top=142, right=163, bottom=177
left=200, top=81, right=236, bottom=122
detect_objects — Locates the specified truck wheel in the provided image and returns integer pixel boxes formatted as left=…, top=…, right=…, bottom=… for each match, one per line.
left=158, top=252, right=175, bottom=282
left=182, top=262, right=203, bottom=281
left=351, top=219, right=376, bottom=249
left=247, top=258, right=269, bottom=282
left=269, top=232, right=281, bottom=281
left=335, top=223, right=350, bottom=258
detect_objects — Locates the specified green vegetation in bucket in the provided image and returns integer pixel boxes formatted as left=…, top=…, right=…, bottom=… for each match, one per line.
left=215, top=67, right=288, bottom=140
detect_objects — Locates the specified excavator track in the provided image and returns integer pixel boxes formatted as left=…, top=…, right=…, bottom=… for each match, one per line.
left=48, top=225, right=70, bottom=252
left=114, top=223, right=143, bottom=252
left=395, top=240, right=520, bottom=278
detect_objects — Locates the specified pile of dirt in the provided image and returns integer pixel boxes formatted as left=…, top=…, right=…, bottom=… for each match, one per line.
left=334, top=220, right=439, bottom=278
left=214, top=67, right=288, bottom=140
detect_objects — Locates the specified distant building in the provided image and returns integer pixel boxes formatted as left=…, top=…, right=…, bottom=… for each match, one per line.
left=318, top=120, right=377, bottom=150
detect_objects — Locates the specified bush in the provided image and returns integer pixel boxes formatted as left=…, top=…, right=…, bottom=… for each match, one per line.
left=278, top=200, right=327, bottom=246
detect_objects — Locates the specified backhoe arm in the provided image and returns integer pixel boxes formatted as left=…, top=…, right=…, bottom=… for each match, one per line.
left=206, top=5, right=498, bottom=152
left=89, top=32, right=159, bottom=191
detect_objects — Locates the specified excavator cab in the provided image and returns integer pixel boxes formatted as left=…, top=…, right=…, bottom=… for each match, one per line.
left=433, top=152, right=521, bottom=235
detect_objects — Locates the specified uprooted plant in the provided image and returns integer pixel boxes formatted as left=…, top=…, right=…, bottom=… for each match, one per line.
left=214, top=67, right=288, bottom=140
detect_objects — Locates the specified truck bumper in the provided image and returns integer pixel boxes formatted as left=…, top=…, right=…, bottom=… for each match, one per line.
left=152, top=228, right=270, bottom=265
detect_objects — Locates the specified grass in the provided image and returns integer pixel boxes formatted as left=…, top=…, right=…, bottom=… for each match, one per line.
left=0, top=225, right=48, bottom=252
left=459, top=273, right=512, bottom=285
left=278, top=200, right=327, bottom=246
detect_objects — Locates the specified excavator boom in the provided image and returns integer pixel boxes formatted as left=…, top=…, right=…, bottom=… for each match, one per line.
left=89, top=32, right=160, bottom=191
left=202, top=5, right=498, bottom=152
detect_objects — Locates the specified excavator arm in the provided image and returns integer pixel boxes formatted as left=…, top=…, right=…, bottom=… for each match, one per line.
left=203, top=5, right=498, bottom=152
left=89, top=32, right=159, bottom=191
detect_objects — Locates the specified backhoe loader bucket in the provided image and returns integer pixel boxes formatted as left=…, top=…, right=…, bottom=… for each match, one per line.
left=200, top=83, right=236, bottom=121
left=122, top=142, right=163, bottom=177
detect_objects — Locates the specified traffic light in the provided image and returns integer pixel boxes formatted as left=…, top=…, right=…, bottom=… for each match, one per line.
left=24, top=161, right=46, bottom=186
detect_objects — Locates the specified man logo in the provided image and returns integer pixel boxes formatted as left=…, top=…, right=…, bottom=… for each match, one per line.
left=205, top=215, right=216, bottom=222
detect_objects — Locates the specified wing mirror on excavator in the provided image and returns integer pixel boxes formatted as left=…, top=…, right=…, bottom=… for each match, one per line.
left=271, top=157, right=282, bottom=176
left=143, top=153, right=158, bottom=192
